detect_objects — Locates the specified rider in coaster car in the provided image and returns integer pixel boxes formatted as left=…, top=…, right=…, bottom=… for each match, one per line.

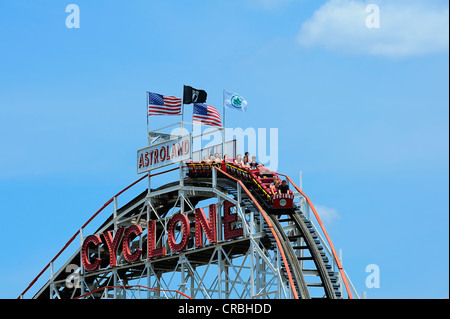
left=277, top=180, right=290, bottom=194
left=234, top=154, right=245, bottom=166
left=249, top=156, right=262, bottom=170
left=243, top=152, right=250, bottom=166
left=269, top=176, right=280, bottom=195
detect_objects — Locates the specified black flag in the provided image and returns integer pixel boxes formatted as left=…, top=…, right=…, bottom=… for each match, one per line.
left=183, top=85, right=207, bottom=104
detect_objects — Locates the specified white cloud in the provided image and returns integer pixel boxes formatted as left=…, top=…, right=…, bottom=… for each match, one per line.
left=297, top=0, right=449, bottom=57
left=315, top=204, right=341, bottom=225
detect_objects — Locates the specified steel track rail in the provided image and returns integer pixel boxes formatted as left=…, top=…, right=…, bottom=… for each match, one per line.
left=266, top=214, right=310, bottom=299
left=216, top=166, right=342, bottom=298
left=288, top=213, right=336, bottom=298
left=278, top=173, right=353, bottom=299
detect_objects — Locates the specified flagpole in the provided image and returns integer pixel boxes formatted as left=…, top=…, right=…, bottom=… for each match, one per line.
left=181, top=102, right=184, bottom=137
left=180, top=100, right=185, bottom=186
left=181, top=85, right=185, bottom=137
left=222, top=89, right=226, bottom=157
left=145, top=91, right=151, bottom=196
left=146, top=91, right=150, bottom=145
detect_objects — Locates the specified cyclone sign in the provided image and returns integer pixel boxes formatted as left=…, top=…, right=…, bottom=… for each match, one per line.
left=81, top=202, right=243, bottom=272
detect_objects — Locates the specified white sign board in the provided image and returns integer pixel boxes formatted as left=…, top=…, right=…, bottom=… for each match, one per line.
left=137, top=134, right=191, bottom=174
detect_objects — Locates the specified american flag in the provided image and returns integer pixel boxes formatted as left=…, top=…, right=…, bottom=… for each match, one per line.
left=148, top=91, right=182, bottom=116
left=193, top=103, right=222, bottom=127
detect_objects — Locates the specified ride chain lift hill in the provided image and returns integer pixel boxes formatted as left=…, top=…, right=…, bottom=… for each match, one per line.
left=18, top=91, right=359, bottom=299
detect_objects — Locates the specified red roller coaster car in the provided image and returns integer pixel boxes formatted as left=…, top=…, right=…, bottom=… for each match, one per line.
left=272, top=193, right=294, bottom=209
left=186, top=159, right=295, bottom=211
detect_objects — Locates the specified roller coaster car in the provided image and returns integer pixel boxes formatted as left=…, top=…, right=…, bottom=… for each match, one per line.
left=272, top=193, right=294, bottom=210
left=186, top=161, right=295, bottom=210
left=186, top=161, right=221, bottom=178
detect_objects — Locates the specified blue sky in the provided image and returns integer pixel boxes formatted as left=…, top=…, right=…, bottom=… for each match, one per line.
left=0, top=0, right=448, bottom=299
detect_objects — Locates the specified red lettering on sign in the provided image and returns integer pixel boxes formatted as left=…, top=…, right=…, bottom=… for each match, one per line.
left=123, top=225, right=143, bottom=263
left=82, top=200, right=247, bottom=273
left=223, top=201, right=243, bottom=240
left=103, top=228, right=125, bottom=267
left=160, top=146, right=166, bottom=162
left=149, top=149, right=154, bottom=165
left=144, top=152, right=149, bottom=167
left=183, top=140, right=189, bottom=155
left=171, top=143, right=177, bottom=159
left=147, top=220, right=165, bottom=258
left=139, top=154, right=144, bottom=169
left=176, top=142, right=182, bottom=156
left=195, top=204, right=217, bottom=247
left=153, top=150, right=159, bottom=164
left=167, top=213, right=190, bottom=252
left=81, top=234, right=102, bottom=272
left=166, top=145, right=171, bottom=160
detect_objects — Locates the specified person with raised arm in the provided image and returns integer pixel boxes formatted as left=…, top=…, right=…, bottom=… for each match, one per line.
left=269, top=176, right=280, bottom=195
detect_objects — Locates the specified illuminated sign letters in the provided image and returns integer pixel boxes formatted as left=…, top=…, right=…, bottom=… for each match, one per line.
left=81, top=201, right=242, bottom=272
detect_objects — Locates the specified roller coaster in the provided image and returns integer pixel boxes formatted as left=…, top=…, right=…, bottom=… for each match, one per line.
left=18, top=125, right=359, bottom=300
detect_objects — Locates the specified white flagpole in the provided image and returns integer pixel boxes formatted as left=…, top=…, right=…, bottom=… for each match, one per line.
left=181, top=86, right=185, bottom=137
left=146, top=91, right=151, bottom=195
left=222, top=89, right=226, bottom=157
left=181, top=102, right=184, bottom=137
left=146, top=91, right=150, bottom=145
